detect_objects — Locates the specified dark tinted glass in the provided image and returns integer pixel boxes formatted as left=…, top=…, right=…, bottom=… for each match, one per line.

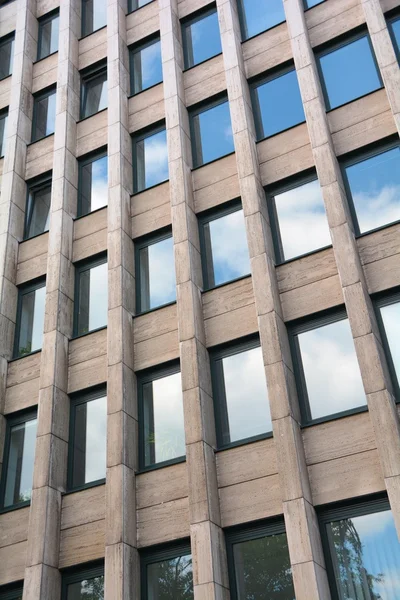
left=183, top=9, right=221, bottom=68
left=3, top=415, right=37, bottom=507
left=271, top=178, right=330, bottom=261
left=201, top=207, right=250, bottom=288
left=66, top=575, right=104, bottom=599
left=82, top=0, right=106, bottom=36
left=81, top=69, right=107, bottom=118
left=138, top=235, right=176, bottom=312
left=25, top=182, right=51, bottom=239
left=231, top=532, right=295, bottom=599
left=32, top=89, right=56, bottom=141
left=79, top=154, right=108, bottom=215
left=134, top=128, right=168, bottom=192
left=16, top=284, right=46, bottom=356
left=76, top=260, right=108, bottom=335
left=318, top=35, right=381, bottom=110
left=238, top=0, right=285, bottom=40
left=38, top=14, right=59, bottom=59
left=344, top=146, right=400, bottom=234
left=253, top=69, right=305, bottom=139
left=142, top=371, right=185, bottom=467
left=71, top=394, right=107, bottom=488
left=379, top=300, right=400, bottom=389
left=304, top=0, right=324, bottom=7
left=191, top=100, right=234, bottom=167
left=146, top=553, right=193, bottom=598
left=0, top=36, right=14, bottom=79
left=325, top=509, right=400, bottom=599
left=131, top=38, right=162, bottom=94
left=0, top=112, right=7, bottom=157
left=390, top=16, right=400, bottom=59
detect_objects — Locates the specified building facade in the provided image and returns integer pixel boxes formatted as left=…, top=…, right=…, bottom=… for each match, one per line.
left=0, top=0, right=400, bottom=597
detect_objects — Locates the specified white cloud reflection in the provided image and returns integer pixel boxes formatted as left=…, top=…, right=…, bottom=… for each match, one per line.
left=148, top=236, right=176, bottom=308
left=209, top=209, right=250, bottom=285
left=144, top=131, right=169, bottom=188
left=85, top=396, right=107, bottom=483
left=152, top=372, right=185, bottom=463
left=380, top=302, right=400, bottom=383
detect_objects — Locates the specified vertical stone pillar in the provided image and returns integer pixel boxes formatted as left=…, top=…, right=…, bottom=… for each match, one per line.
left=216, top=0, right=331, bottom=598
left=22, top=0, right=79, bottom=595
left=283, top=0, right=400, bottom=534
left=160, top=0, right=229, bottom=597
left=105, top=0, right=138, bottom=595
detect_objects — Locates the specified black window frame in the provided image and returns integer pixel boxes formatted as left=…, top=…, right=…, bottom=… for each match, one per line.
left=316, top=29, right=383, bottom=112
left=73, top=252, right=108, bottom=338
left=24, top=172, right=52, bottom=240
left=137, top=360, right=185, bottom=472
left=127, top=0, right=155, bottom=15
left=81, top=0, right=107, bottom=38
left=236, top=0, right=285, bottom=42
left=61, top=562, right=104, bottom=600
left=129, top=34, right=162, bottom=96
left=181, top=4, right=222, bottom=70
left=37, top=9, right=59, bottom=61
left=80, top=61, right=107, bottom=120
left=189, top=93, right=233, bottom=168
left=31, top=85, right=57, bottom=142
left=135, top=227, right=176, bottom=315
left=374, top=288, right=400, bottom=402
left=388, top=13, right=400, bottom=63
left=0, top=32, right=14, bottom=81
left=0, top=407, right=38, bottom=512
left=289, top=306, right=367, bottom=426
left=0, top=584, right=23, bottom=600
left=77, top=147, right=108, bottom=217
left=0, top=107, right=8, bottom=158
left=140, top=540, right=192, bottom=600
left=13, top=277, right=46, bottom=359
left=67, top=385, right=107, bottom=493
left=132, top=121, right=167, bottom=194
left=210, top=335, right=272, bottom=450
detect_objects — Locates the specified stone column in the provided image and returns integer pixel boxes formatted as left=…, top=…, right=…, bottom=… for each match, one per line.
left=216, top=0, right=331, bottom=598
left=283, top=0, right=400, bottom=534
left=105, top=0, right=138, bottom=595
left=160, top=0, right=229, bottom=597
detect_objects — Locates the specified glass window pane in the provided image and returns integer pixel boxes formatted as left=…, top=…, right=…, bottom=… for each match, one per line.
left=304, top=0, right=324, bottom=7
left=135, top=129, right=168, bottom=192
left=192, top=100, right=234, bottom=167
left=297, top=318, right=366, bottom=420
left=238, top=0, right=285, bottom=40
left=82, top=71, right=108, bottom=118
left=143, top=371, right=185, bottom=466
left=344, top=146, right=400, bottom=234
left=326, top=509, right=400, bottom=600
left=254, top=69, right=305, bottom=139
left=17, top=284, right=46, bottom=356
left=184, top=10, right=221, bottom=68
left=203, top=208, right=250, bottom=287
left=220, top=346, right=271, bottom=445
left=0, top=113, right=7, bottom=157
left=79, top=154, right=108, bottom=215
left=4, top=417, right=37, bottom=507
left=139, top=235, right=176, bottom=312
left=66, top=575, right=104, bottom=600
left=26, top=183, right=51, bottom=239
left=147, top=553, right=193, bottom=599
left=33, top=90, right=56, bottom=141
left=38, top=15, right=59, bottom=59
left=130, top=0, right=153, bottom=9
left=380, top=301, right=400, bottom=388
left=232, top=533, right=295, bottom=599
left=391, top=17, right=400, bottom=58
left=72, top=395, right=107, bottom=487
left=272, top=178, right=331, bottom=261
left=0, top=37, right=14, bottom=79
left=318, top=35, right=381, bottom=110
left=132, top=39, right=162, bottom=94
left=82, top=0, right=107, bottom=35
left=77, top=261, right=108, bottom=335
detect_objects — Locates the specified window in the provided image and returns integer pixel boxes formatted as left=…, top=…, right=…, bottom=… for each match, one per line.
left=375, top=292, right=400, bottom=397
left=81, top=0, right=106, bottom=37
left=62, top=564, right=104, bottom=600
left=135, top=230, right=176, bottom=313
left=14, top=280, right=46, bottom=357
left=0, top=410, right=37, bottom=509
left=68, top=388, right=107, bottom=490
left=0, top=586, right=23, bottom=600
left=133, top=125, right=168, bottom=192
left=267, top=174, right=331, bottom=263
left=78, top=150, right=108, bottom=216
left=317, top=32, right=382, bottom=111
left=252, top=66, right=305, bottom=139
left=0, top=34, right=14, bottom=80
left=128, top=0, right=153, bottom=13
left=130, top=36, right=162, bottom=95
left=320, top=498, right=400, bottom=600
left=0, top=110, right=7, bottom=157
left=37, top=11, right=59, bottom=60
left=24, top=175, right=52, bottom=239
left=304, top=0, right=324, bottom=8
left=190, top=96, right=234, bottom=167
left=342, top=142, right=400, bottom=235
left=199, top=201, right=250, bottom=289
left=141, top=542, right=193, bottom=599
left=81, top=64, right=107, bottom=119
left=210, top=337, right=271, bottom=448
left=237, top=0, right=285, bottom=41
left=32, top=87, right=56, bottom=142
left=182, top=7, right=222, bottom=69
left=226, top=520, right=295, bottom=600
left=138, top=363, right=185, bottom=469
left=74, top=255, right=108, bottom=336
left=290, top=309, right=366, bottom=423
left=389, top=15, right=400, bottom=62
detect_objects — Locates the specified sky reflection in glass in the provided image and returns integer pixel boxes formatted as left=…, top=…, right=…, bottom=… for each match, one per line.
left=139, top=235, right=176, bottom=311
left=132, top=39, right=162, bottom=94
left=4, top=418, right=37, bottom=507
left=183, top=10, right=221, bottom=68
left=390, top=17, right=400, bottom=59
left=73, top=395, right=107, bottom=487
left=136, top=129, right=168, bottom=191
left=238, top=0, right=285, bottom=40
left=192, top=100, right=233, bottom=166
left=380, top=301, right=400, bottom=389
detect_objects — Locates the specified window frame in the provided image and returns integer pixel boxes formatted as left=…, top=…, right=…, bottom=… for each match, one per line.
left=189, top=93, right=233, bottom=168
left=31, top=85, right=56, bottom=142
left=137, top=360, right=185, bottom=472
left=0, top=107, right=8, bottom=158
left=0, top=408, right=38, bottom=512
left=81, top=0, right=107, bottom=38
left=80, top=61, right=107, bottom=120
left=13, top=277, right=46, bottom=359
left=210, top=335, right=272, bottom=450
left=37, top=9, right=59, bottom=61
left=61, top=562, right=104, bottom=600
left=388, top=13, right=400, bottom=63
left=140, top=539, right=192, bottom=600
left=129, top=34, right=162, bottom=96
left=127, top=0, right=155, bottom=15
left=316, top=29, right=383, bottom=112
left=77, top=147, right=108, bottom=217
left=132, top=121, right=167, bottom=194
left=374, top=288, right=400, bottom=401
left=236, top=0, right=285, bottom=42
left=303, top=0, right=326, bottom=9
left=0, top=584, right=23, bottom=600
left=24, top=172, right=52, bottom=240
left=0, top=32, right=14, bottom=81
left=73, top=252, right=108, bottom=338
left=181, top=4, right=222, bottom=70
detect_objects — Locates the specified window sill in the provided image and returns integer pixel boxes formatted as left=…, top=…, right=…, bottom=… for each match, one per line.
left=78, top=106, right=108, bottom=124
left=22, top=229, right=49, bottom=243
left=126, top=0, right=156, bottom=16
left=325, top=85, right=384, bottom=113
left=183, top=51, right=223, bottom=73
left=34, top=50, right=58, bottom=65
left=63, top=478, right=106, bottom=495
left=71, top=325, right=107, bottom=341
left=203, top=273, right=251, bottom=294
left=135, top=300, right=177, bottom=317
left=137, top=455, right=186, bottom=473
left=9, top=348, right=42, bottom=363
left=216, top=431, right=273, bottom=452
left=0, top=500, right=31, bottom=514
left=191, top=150, right=235, bottom=171
left=355, top=219, right=400, bottom=240
left=256, top=119, right=307, bottom=144
left=241, top=18, right=286, bottom=44
left=304, top=0, right=326, bottom=11
left=79, top=24, right=107, bottom=42
left=132, top=177, right=169, bottom=196
left=301, top=404, right=369, bottom=428
left=128, top=79, right=163, bottom=99
left=74, top=203, right=108, bottom=221
left=0, top=73, right=12, bottom=83
left=28, top=132, right=55, bottom=147
left=275, top=244, right=333, bottom=267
